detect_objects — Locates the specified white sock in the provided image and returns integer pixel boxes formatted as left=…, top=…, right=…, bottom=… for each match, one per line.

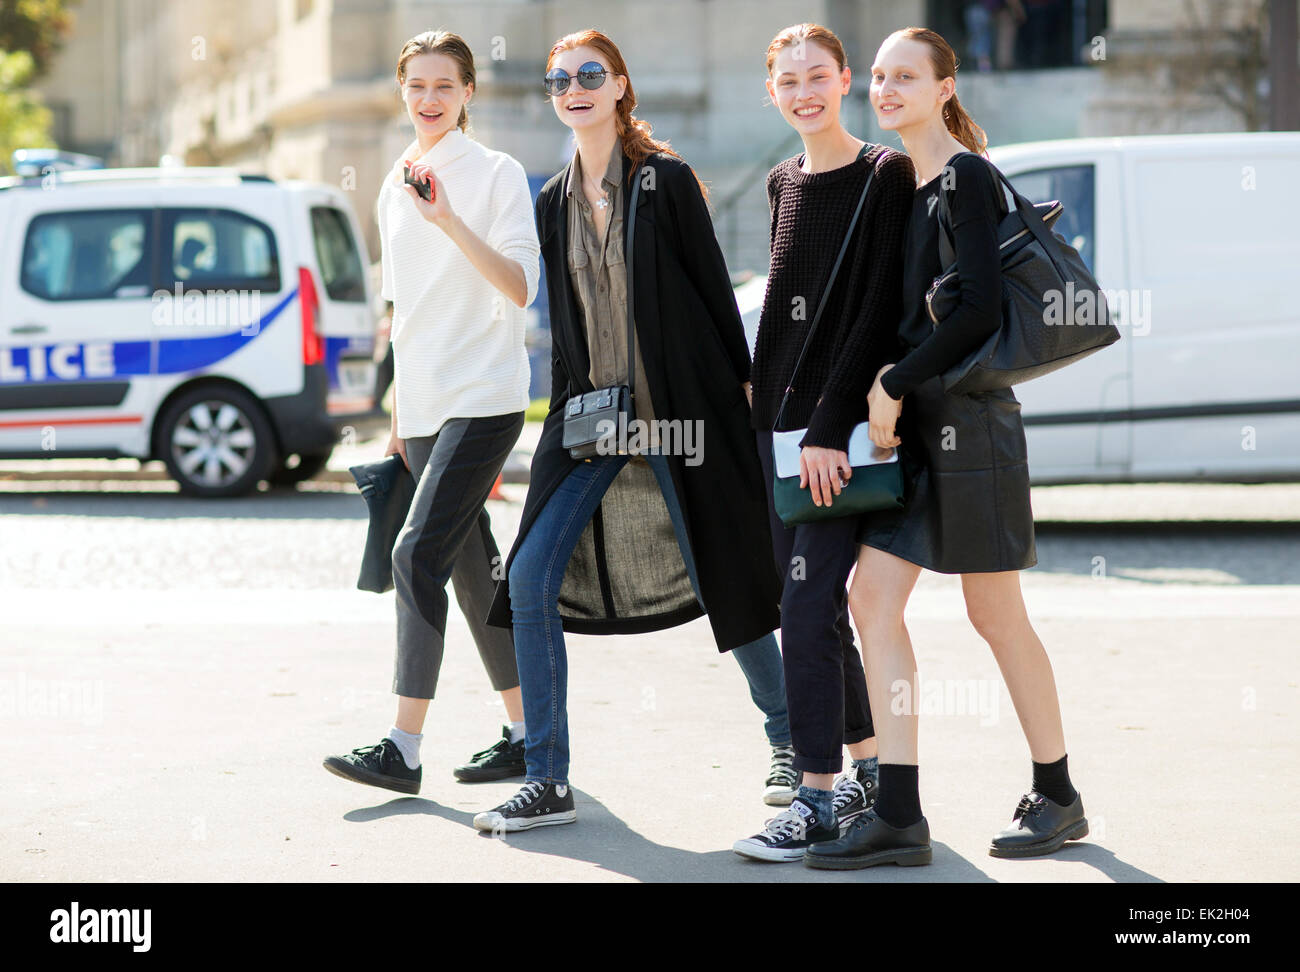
left=387, top=725, right=422, bottom=769
left=508, top=720, right=525, bottom=744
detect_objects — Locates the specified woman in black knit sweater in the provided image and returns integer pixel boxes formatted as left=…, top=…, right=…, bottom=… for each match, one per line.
left=802, top=28, right=1088, bottom=871
left=732, top=23, right=916, bottom=863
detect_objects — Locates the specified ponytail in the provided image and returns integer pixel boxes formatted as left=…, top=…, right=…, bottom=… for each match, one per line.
left=943, top=93, right=988, bottom=156
left=893, top=27, right=989, bottom=157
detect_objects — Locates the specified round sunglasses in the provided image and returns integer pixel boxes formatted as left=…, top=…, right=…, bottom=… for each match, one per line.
left=543, top=61, right=616, bottom=97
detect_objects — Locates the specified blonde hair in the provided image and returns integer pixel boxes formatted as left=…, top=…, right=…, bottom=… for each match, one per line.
left=396, top=30, right=475, bottom=132
left=890, top=27, right=988, bottom=156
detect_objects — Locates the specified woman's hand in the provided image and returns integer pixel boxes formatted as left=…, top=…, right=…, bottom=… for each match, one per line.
left=403, top=161, right=455, bottom=230
left=384, top=430, right=409, bottom=471
left=868, top=364, right=903, bottom=449
left=800, top=445, right=852, bottom=508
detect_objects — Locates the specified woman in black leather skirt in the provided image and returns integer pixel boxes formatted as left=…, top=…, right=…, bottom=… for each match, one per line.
left=802, top=27, right=1088, bottom=870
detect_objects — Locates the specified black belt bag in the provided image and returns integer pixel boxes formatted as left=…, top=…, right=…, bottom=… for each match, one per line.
left=561, top=172, right=643, bottom=460
left=562, top=385, right=631, bottom=460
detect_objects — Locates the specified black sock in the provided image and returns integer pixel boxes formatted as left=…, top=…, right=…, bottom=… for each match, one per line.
left=1031, top=754, right=1078, bottom=807
left=875, top=763, right=922, bottom=828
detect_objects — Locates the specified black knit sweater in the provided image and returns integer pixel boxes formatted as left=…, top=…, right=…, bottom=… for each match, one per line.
left=750, top=143, right=915, bottom=451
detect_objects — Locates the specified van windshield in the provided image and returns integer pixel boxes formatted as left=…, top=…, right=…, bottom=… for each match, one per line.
left=310, top=207, right=366, bottom=302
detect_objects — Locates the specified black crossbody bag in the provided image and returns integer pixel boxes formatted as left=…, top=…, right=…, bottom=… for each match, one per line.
left=561, top=171, right=643, bottom=459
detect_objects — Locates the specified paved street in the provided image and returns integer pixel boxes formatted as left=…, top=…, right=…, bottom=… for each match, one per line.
left=2, top=437, right=1297, bottom=883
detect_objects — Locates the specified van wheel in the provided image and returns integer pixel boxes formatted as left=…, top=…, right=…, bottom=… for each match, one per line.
left=157, top=387, right=275, bottom=497
left=268, top=450, right=331, bottom=486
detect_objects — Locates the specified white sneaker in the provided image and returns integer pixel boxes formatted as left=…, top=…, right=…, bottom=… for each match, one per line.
left=472, top=780, right=576, bottom=833
left=762, top=745, right=798, bottom=806
left=733, top=799, right=840, bottom=862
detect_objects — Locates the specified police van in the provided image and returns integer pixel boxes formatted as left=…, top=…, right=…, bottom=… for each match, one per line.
left=0, top=160, right=386, bottom=496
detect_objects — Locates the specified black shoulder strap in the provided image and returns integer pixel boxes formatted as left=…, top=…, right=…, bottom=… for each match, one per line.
left=774, top=143, right=874, bottom=431
left=936, top=151, right=1009, bottom=269
left=625, top=166, right=643, bottom=405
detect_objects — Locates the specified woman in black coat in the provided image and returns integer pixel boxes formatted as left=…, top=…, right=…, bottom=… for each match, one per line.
left=476, top=29, right=785, bottom=832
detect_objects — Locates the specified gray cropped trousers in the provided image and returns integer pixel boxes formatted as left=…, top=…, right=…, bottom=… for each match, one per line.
left=392, top=411, right=525, bottom=699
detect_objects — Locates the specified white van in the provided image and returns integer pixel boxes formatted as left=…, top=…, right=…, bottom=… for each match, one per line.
left=0, top=166, right=387, bottom=496
left=993, top=131, right=1300, bottom=484
left=739, top=132, right=1300, bottom=484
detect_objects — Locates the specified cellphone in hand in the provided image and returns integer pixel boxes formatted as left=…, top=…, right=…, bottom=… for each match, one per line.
left=403, top=165, right=433, bottom=202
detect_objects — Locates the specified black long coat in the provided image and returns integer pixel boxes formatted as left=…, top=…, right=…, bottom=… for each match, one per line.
left=485, top=149, right=781, bottom=651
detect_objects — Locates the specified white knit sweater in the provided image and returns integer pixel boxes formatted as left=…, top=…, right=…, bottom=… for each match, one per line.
left=376, top=128, right=540, bottom=438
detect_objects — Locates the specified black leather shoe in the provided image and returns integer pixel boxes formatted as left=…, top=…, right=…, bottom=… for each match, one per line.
left=803, top=809, right=932, bottom=869
left=322, top=738, right=421, bottom=795
left=989, top=790, right=1088, bottom=858
left=453, top=726, right=526, bottom=782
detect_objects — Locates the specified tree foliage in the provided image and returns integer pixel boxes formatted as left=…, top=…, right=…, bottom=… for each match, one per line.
left=0, top=0, right=78, bottom=77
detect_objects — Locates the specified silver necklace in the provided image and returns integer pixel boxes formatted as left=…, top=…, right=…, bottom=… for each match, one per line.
left=584, top=175, right=609, bottom=210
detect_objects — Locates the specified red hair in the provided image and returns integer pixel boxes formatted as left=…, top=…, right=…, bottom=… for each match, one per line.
left=547, top=29, right=709, bottom=201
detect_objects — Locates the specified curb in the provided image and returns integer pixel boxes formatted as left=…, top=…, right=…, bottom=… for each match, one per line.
left=0, top=451, right=534, bottom=486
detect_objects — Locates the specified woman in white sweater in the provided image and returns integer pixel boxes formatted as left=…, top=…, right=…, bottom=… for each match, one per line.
left=323, top=30, right=541, bottom=796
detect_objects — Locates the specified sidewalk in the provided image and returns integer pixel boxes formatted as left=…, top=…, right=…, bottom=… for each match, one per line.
left=4, top=581, right=1295, bottom=882
left=3, top=422, right=1300, bottom=523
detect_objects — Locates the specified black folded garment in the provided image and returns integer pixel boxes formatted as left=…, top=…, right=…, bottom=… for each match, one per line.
left=349, top=454, right=417, bottom=593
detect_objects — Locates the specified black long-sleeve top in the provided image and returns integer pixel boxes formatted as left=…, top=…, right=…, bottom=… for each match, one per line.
left=880, top=152, right=1006, bottom=399
left=750, top=144, right=915, bottom=451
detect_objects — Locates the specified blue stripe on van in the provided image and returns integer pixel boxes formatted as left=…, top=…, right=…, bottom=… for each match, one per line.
left=154, top=287, right=298, bottom=374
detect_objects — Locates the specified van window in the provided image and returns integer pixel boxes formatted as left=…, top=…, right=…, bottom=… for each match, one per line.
left=160, top=208, right=280, bottom=292
left=310, top=206, right=366, bottom=302
left=21, top=209, right=153, bottom=300
left=1008, top=165, right=1096, bottom=274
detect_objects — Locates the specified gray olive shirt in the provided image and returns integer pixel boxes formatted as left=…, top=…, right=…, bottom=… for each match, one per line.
left=565, top=143, right=657, bottom=431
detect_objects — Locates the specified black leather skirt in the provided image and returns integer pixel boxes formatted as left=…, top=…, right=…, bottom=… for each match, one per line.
left=856, top=375, right=1036, bottom=574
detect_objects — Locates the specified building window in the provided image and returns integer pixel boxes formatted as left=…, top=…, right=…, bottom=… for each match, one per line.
left=926, top=0, right=1108, bottom=71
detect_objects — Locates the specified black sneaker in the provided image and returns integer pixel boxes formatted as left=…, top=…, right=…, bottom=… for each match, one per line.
left=989, top=790, right=1089, bottom=858
left=473, top=780, right=576, bottom=833
left=322, top=738, right=421, bottom=795
left=831, top=767, right=877, bottom=829
left=732, top=798, right=839, bottom=862
left=762, top=745, right=798, bottom=806
left=804, top=808, right=933, bottom=870
left=453, top=725, right=526, bottom=782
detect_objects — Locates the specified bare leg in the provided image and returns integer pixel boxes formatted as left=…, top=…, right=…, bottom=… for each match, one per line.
left=846, top=738, right=878, bottom=760
left=848, top=546, right=924, bottom=765
left=395, top=687, right=522, bottom=736
left=804, top=773, right=835, bottom=791
left=960, top=571, right=1067, bottom=763
left=394, top=695, right=429, bottom=735
left=500, top=685, right=524, bottom=724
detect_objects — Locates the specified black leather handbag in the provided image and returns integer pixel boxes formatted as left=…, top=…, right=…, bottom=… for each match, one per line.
left=561, top=171, right=643, bottom=459
left=349, top=453, right=416, bottom=593
left=927, top=152, right=1120, bottom=395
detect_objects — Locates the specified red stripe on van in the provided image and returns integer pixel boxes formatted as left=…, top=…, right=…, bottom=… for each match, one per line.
left=0, top=416, right=144, bottom=429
